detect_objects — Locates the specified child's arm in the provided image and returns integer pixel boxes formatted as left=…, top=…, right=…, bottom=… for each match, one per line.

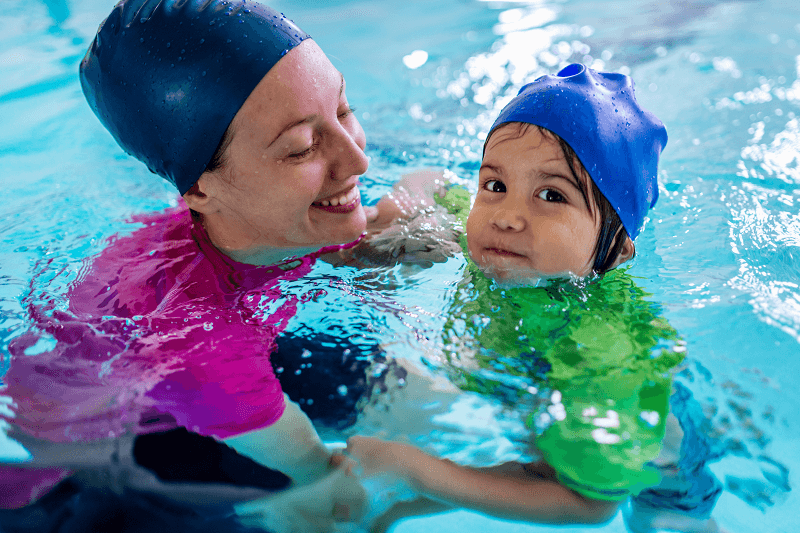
left=346, top=436, right=619, bottom=526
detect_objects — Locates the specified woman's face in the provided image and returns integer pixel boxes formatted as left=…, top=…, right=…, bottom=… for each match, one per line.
left=188, top=40, right=369, bottom=260
left=466, top=125, right=603, bottom=281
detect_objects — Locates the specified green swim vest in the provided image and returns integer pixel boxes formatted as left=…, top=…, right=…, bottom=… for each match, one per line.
left=434, top=186, right=685, bottom=501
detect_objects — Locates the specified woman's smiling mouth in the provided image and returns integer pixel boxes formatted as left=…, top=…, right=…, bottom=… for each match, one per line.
left=312, top=186, right=361, bottom=213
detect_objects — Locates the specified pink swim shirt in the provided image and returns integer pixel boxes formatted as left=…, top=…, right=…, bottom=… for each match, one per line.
left=1, top=205, right=360, bottom=508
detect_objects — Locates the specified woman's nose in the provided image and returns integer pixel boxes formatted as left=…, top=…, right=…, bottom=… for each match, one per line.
left=328, top=121, right=369, bottom=180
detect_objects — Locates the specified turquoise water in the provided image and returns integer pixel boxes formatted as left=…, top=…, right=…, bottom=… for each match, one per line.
left=1, top=0, right=799, bottom=532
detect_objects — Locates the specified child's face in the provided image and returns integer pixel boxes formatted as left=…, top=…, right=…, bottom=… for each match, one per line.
left=467, top=125, right=601, bottom=281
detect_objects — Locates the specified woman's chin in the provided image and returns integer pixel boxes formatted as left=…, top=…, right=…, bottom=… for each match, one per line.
left=323, top=227, right=367, bottom=250
left=311, top=205, right=367, bottom=244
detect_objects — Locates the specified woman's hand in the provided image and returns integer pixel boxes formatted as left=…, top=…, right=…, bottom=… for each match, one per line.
left=234, top=462, right=367, bottom=533
left=365, top=169, right=447, bottom=233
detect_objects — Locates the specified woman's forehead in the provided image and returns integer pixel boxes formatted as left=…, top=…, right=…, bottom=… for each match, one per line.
left=231, top=41, right=344, bottom=142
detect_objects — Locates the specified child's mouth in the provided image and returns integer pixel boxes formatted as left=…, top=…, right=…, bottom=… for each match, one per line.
left=311, top=187, right=361, bottom=214
left=485, top=247, right=525, bottom=259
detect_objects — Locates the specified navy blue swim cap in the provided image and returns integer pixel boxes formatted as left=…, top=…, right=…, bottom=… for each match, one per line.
left=487, top=64, right=667, bottom=240
left=80, top=0, right=310, bottom=194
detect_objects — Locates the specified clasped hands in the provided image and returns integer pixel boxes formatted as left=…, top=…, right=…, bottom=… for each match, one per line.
left=234, top=438, right=418, bottom=533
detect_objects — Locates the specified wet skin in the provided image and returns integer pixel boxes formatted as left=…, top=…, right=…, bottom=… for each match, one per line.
left=185, top=39, right=370, bottom=265
left=466, top=125, right=605, bottom=281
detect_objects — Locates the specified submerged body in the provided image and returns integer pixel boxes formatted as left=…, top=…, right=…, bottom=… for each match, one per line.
left=349, top=182, right=722, bottom=528
left=347, top=60, right=721, bottom=528
left=2, top=0, right=391, bottom=528
left=0, top=206, right=362, bottom=509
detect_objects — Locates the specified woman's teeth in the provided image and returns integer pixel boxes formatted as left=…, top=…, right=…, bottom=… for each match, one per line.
left=315, top=188, right=358, bottom=207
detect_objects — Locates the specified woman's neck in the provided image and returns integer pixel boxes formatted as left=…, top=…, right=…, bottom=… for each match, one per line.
left=198, top=214, right=319, bottom=267
left=222, top=244, right=320, bottom=267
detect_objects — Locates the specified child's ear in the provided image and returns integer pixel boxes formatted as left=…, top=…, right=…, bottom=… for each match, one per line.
left=182, top=173, right=217, bottom=214
left=609, top=235, right=636, bottom=269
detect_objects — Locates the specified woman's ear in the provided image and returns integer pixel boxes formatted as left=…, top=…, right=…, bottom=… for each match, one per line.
left=609, top=235, right=636, bottom=269
left=182, top=173, right=216, bottom=214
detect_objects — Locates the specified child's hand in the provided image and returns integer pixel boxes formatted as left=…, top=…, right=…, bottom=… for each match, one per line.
left=345, top=436, right=420, bottom=485
left=329, top=450, right=357, bottom=476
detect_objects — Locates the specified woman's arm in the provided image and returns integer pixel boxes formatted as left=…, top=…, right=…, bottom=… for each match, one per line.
left=326, top=169, right=463, bottom=268
left=346, top=436, right=619, bottom=526
left=363, top=169, right=448, bottom=234
left=224, top=396, right=333, bottom=486
left=223, top=397, right=366, bottom=532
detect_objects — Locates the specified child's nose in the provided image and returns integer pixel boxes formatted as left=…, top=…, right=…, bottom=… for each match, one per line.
left=491, top=209, right=526, bottom=232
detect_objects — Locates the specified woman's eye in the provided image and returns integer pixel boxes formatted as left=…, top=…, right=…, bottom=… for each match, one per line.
left=483, top=179, right=506, bottom=193
left=338, top=106, right=356, bottom=119
left=288, top=148, right=311, bottom=159
left=537, top=188, right=565, bottom=202
left=287, top=143, right=316, bottom=160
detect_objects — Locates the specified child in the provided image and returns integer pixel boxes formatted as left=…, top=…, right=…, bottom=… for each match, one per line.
left=347, top=64, right=722, bottom=531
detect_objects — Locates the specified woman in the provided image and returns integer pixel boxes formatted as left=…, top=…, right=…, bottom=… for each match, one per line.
left=0, top=0, right=401, bottom=531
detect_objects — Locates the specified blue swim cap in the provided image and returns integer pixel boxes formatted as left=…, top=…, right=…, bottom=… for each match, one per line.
left=487, top=64, right=667, bottom=240
left=80, top=0, right=310, bottom=194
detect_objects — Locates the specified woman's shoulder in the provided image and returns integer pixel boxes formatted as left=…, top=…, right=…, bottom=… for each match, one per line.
left=122, top=204, right=196, bottom=248
left=68, top=206, right=201, bottom=316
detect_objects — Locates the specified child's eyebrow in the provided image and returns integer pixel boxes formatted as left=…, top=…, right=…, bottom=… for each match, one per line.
left=479, top=162, right=504, bottom=175
left=481, top=157, right=587, bottom=200
left=540, top=169, right=582, bottom=191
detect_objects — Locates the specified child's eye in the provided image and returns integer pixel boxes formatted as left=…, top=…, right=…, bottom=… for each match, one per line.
left=537, top=188, right=565, bottom=202
left=483, top=179, right=506, bottom=193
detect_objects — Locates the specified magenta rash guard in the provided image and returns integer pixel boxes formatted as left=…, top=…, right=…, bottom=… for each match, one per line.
left=0, top=204, right=360, bottom=508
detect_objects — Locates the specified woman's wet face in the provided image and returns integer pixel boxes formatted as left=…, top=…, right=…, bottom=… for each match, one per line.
left=189, top=39, right=369, bottom=257
left=466, top=124, right=603, bottom=281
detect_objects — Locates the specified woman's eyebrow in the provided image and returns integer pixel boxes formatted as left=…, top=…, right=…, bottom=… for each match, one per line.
left=267, top=73, right=345, bottom=148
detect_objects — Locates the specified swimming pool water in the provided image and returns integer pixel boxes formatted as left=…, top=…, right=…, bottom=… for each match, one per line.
left=1, top=1, right=799, bottom=532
